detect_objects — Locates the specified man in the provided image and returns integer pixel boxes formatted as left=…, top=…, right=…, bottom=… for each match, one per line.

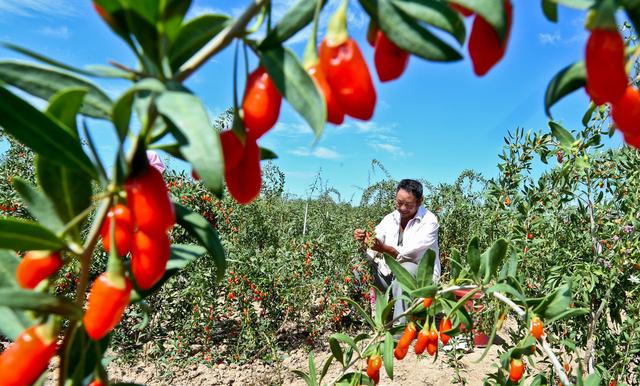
left=354, top=179, right=440, bottom=323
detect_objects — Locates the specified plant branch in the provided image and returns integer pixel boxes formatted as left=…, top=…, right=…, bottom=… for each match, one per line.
left=541, top=337, right=571, bottom=386
left=491, top=291, right=526, bottom=318
left=176, top=0, right=269, bottom=82
left=327, top=332, right=382, bottom=386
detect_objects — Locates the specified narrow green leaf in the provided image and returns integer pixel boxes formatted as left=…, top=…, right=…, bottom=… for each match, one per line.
left=583, top=371, right=601, bottom=386
left=409, top=285, right=438, bottom=298
left=0, top=86, right=97, bottom=179
left=0, top=306, right=31, bottom=340
left=549, top=121, right=576, bottom=147
left=374, top=287, right=387, bottom=326
left=329, top=337, right=344, bottom=367
left=342, top=298, right=376, bottom=329
left=0, top=289, right=82, bottom=319
left=381, top=298, right=397, bottom=326
left=319, top=355, right=333, bottom=384
left=331, top=333, right=361, bottom=357
left=544, top=61, right=585, bottom=117
left=384, top=254, right=417, bottom=291
left=360, top=0, right=462, bottom=61
left=0, top=218, right=66, bottom=251
left=446, top=287, right=482, bottom=319
left=542, top=0, right=558, bottom=22
left=547, top=307, right=588, bottom=324
left=45, top=87, right=87, bottom=134
left=466, top=237, right=481, bottom=278
left=308, top=351, right=318, bottom=386
left=169, top=14, right=230, bottom=70
left=485, top=283, right=526, bottom=304
left=174, top=203, right=226, bottom=282
left=291, top=370, right=313, bottom=386
left=156, top=90, right=224, bottom=196
left=391, top=0, right=466, bottom=45
left=0, top=60, right=112, bottom=119
left=12, top=177, right=65, bottom=233
left=259, top=0, right=327, bottom=49
left=416, top=249, right=436, bottom=287
left=383, top=332, right=394, bottom=379
left=260, top=147, right=278, bottom=161
left=0, top=249, right=20, bottom=288
left=113, top=79, right=165, bottom=142
left=2, top=42, right=100, bottom=77
left=534, top=278, right=572, bottom=319
left=554, top=0, right=595, bottom=9
left=262, top=46, right=326, bottom=138
left=481, top=239, right=508, bottom=285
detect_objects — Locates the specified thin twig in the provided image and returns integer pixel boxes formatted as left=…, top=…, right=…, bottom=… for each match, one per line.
left=491, top=292, right=526, bottom=318
left=542, top=337, right=572, bottom=386
left=176, top=0, right=269, bottom=82
left=109, top=60, right=146, bottom=78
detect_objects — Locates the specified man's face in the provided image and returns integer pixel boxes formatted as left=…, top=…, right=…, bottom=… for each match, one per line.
left=395, top=189, right=420, bottom=220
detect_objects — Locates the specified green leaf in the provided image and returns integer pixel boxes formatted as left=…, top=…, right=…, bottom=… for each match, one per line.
left=446, top=287, right=482, bottom=319
left=319, top=355, right=333, bottom=384
left=549, top=121, right=576, bottom=147
left=156, top=90, right=224, bottom=196
left=485, top=283, right=526, bottom=305
left=0, top=306, right=31, bottom=340
left=416, top=249, right=436, bottom=287
left=1, top=42, right=101, bottom=78
left=12, top=177, right=65, bottom=233
left=259, top=0, right=327, bottom=49
left=547, top=307, right=588, bottom=324
left=0, top=249, right=20, bottom=288
left=308, top=351, right=318, bottom=386
left=0, top=86, right=97, bottom=179
left=45, top=87, right=87, bottom=134
left=409, top=285, right=438, bottom=298
left=583, top=371, right=601, bottom=386
left=0, top=218, right=66, bottom=251
left=553, top=0, right=594, bottom=9
left=544, top=61, right=585, bottom=117
left=175, top=203, right=226, bottom=282
left=380, top=298, right=397, bottom=326
left=0, top=289, right=82, bottom=319
left=384, top=254, right=417, bottom=291
left=466, top=237, right=481, bottom=278
left=374, top=287, right=388, bottom=326
left=123, top=0, right=161, bottom=64
left=262, top=46, right=326, bottom=138
left=542, top=0, right=558, bottom=22
left=260, top=147, right=278, bottom=161
left=391, top=0, right=466, bottom=45
left=481, top=239, right=508, bottom=285
left=113, top=79, right=166, bottom=142
left=0, top=60, right=112, bottom=119
left=64, top=326, right=110, bottom=384
left=447, top=0, right=508, bottom=40
left=341, top=298, right=376, bottom=329
left=383, top=332, right=394, bottom=379
left=159, top=0, right=192, bottom=44
left=291, top=370, right=313, bottom=386
left=329, top=337, right=344, bottom=367
left=331, top=333, right=360, bottom=357
left=360, top=0, right=462, bottom=62
left=534, top=278, right=572, bottom=319
left=169, top=14, right=230, bottom=70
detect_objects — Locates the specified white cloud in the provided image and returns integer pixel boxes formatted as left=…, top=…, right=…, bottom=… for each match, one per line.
left=368, top=142, right=410, bottom=158
left=272, top=121, right=313, bottom=137
left=538, top=32, right=560, bottom=45
left=291, top=146, right=340, bottom=159
left=0, top=0, right=78, bottom=17
left=38, top=26, right=70, bottom=39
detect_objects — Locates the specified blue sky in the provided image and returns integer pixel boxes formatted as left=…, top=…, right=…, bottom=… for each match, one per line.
left=0, top=0, right=624, bottom=201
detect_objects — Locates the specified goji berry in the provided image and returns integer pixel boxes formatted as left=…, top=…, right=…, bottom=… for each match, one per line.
left=585, top=29, right=627, bottom=105
left=423, top=297, right=433, bottom=309
left=468, top=0, right=513, bottom=76
left=308, top=64, right=344, bottom=125
left=125, top=166, right=175, bottom=234
left=427, top=328, right=439, bottom=356
left=242, top=66, right=282, bottom=139
left=397, top=322, right=417, bottom=350
left=16, top=251, right=63, bottom=289
left=319, top=37, right=376, bottom=120
left=83, top=272, right=132, bottom=340
left=374, top=31, right=410, bottom=82
left=414, top=328, right=429, bottom=355
left=439, top=317, right=453, bottom=345
left=224, top=135, right=262, bottom=204
left=612, top=86, right=640, bottom=138
left=393, top=345, right=408, bottom=360
left=88, top=380, right=105, bottom=386
left=0, top=324, right=57, bottom=386
left=131, top=230, right=170, bottom=290
left=509, top=358, right=525, bottom=382
left=366, top=354, right=382, bottom=383
left=100, top=204, right=134, bottom=256
left=531, top=316, right=544, bottom=340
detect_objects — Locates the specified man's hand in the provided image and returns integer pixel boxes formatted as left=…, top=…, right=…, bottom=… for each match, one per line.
left=364, top=233, right=384, bottom=252
left=354, top=229, right=366, bottom=242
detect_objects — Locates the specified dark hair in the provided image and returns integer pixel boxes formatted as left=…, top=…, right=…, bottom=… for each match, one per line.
left=396, top=179, right=423, bottom=201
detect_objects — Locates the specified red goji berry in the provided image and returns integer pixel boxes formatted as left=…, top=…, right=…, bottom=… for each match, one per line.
left=612, top=86, right=640, bottom=138
left=100, top=204, right=135, bottom=256
left=83, top=272, right=132, bottom=340
left=131, top=230, right=170, bottom=290
left=16, top=251, right=63, bottom=289
left=224, top=135, right=262, bottom=204
left=414, top=328, right=429, bottom=355
left=88, top=380, right=105, bottom=386
left=374, top=31, right=410, bottom=82
left=366, top=354, right=382, bottom=383
left=427, top=328, right=439, bottom=356
left=125, top=166, right=175, bottom=234
left=242, top=66, right=282, bottom=139
left=423, top=297, right=433, bottom=309
left=439, top=317, right=453, bottom=345
left=585, top=29, right=627, bottom=105
left=509, top=358, right=525, bottom=382
left=393, top=345, right=408, bottom=360
left=531, top=316, right=544, bottom=340
left=308, top=64, right=345, bottom=125
left=397, top=322, right=417, bottom=350
left=320, top=37, right=376, bottom=120
left=0, top=324, right=57, bottom=386
left=468, top=0, right=513, bottom=76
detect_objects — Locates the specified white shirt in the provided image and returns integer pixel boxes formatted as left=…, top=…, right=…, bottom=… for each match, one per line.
left=367, top=206, right=441, bottom=281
